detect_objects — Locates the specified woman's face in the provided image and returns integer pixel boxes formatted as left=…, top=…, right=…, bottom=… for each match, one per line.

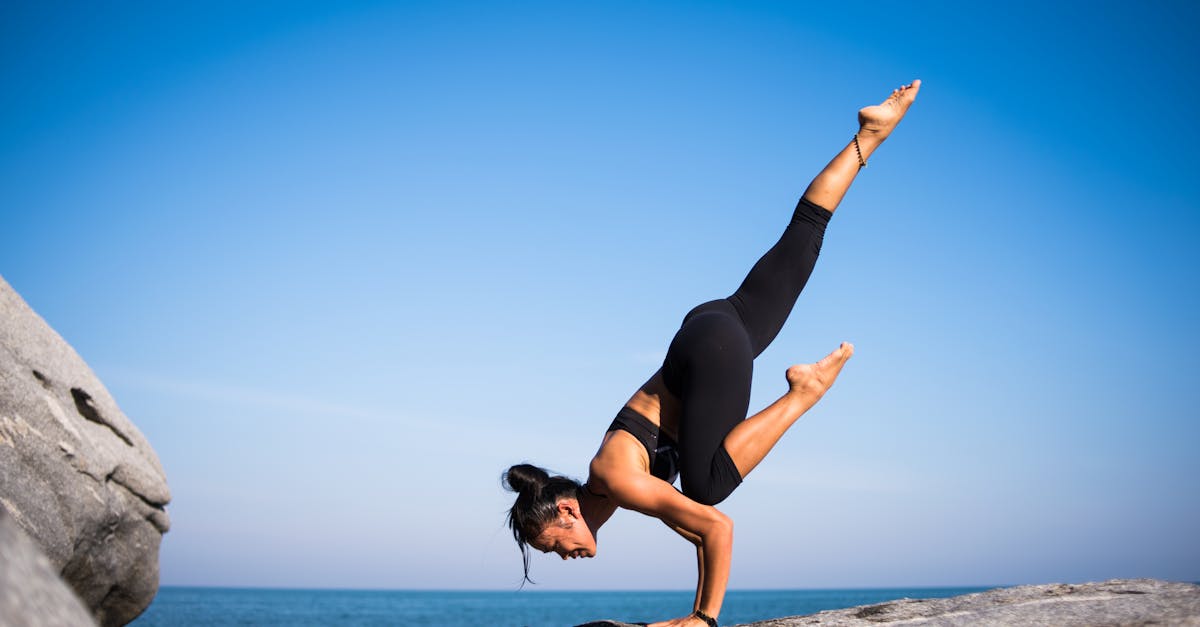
left=531, top=499, right=596, bottom=560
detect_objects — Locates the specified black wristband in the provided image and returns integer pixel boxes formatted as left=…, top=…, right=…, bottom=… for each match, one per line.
left=694, top=610, right=718, bottom=627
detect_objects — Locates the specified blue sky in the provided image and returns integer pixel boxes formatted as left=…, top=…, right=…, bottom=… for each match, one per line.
left=2, top=1, right=1197, bottom=591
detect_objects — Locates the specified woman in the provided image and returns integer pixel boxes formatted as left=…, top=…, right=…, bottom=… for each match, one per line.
left=502, top=80, right=921, bottom=627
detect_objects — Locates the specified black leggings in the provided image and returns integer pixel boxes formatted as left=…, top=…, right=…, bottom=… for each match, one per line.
left=661, top=197, right=832, bottom=505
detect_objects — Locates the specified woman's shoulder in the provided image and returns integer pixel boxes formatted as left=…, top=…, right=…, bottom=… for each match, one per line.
left=588, top=430, right=650, bottom=491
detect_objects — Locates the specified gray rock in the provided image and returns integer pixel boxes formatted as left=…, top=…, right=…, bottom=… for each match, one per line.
left=0, top=506, right=98, bottom=627
left=574, top=579, right=1200, bottom=627
left=0, top=276, right=170, bottom=626
left=745, top=579, right=1200, bottom=626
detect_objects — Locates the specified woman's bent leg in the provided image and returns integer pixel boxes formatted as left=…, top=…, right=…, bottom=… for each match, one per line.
left=663, top=305, right=753, bottom=506
left=722, top=343, right=853, bottom=478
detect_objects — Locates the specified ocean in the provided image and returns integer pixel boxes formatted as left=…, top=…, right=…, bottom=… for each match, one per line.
left=130, top=586, right=994, bottom=626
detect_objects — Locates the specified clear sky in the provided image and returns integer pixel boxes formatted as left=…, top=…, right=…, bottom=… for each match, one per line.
left=2, top=1, right=1197, bottom=591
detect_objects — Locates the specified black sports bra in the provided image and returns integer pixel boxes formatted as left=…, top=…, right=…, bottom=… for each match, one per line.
left=606, top=406, right=679, bottom=484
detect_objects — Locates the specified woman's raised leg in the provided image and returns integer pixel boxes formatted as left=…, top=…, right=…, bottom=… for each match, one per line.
left=801, top=80, right=921, bottom=212
left=725, top=81, right=922, bottom=358
left=722, top=80, right=921, bottom=478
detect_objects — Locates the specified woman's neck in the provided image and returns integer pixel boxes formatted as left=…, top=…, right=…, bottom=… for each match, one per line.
left=579, top=483, right=618, bottom=535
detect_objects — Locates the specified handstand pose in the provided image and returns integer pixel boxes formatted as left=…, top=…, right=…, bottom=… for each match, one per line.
left=502, top=81, right=921, bottom=627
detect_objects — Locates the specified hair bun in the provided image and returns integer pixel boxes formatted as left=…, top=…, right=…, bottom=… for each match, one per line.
left=503, top=464, right=550, bottom=495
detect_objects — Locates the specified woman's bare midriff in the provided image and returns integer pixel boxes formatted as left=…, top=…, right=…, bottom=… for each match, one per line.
left=623, top=369, right=681, bottom=441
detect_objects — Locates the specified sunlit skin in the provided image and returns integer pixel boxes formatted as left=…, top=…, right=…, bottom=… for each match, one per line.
left=529, top=81, right=920, bottom=627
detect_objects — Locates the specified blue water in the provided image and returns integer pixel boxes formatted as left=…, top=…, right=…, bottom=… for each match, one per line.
left=131, top=586, right=995, bottom=626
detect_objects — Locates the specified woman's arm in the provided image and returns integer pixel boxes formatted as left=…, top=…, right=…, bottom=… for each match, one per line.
left=608, top=473, right=732, bottom=625
left=662, top=520, right=704, bottom=612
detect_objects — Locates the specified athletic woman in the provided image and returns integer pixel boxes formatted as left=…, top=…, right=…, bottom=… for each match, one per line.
left=502, top=81, right=921, bottom=627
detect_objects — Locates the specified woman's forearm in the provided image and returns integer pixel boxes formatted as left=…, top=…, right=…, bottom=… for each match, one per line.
left=615, top=474, right=737, bottom=624
left=697, top=512, right=733, bottom=619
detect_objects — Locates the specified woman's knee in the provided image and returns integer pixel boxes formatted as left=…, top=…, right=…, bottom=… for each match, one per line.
left=682, top=481, right=736, bottom=506
left=681, top=452, right=743, bottom=506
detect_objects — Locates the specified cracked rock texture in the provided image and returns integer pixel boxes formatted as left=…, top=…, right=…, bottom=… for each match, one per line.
left=1, top=506, right=97, bottom=626
left=0, top=276, right=170, bottom=626
left=576, top=579, right=1200, bottom=627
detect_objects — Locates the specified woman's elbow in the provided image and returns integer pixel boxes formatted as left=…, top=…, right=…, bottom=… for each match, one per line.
left=706, top=509, right=733, bottom=539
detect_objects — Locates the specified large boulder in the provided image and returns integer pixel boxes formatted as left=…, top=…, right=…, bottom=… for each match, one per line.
left=0, top=275, right=170, bottom=626
left=575, top=579, right=1200, bottom=626
left=0, top=506, right=97, bottom=626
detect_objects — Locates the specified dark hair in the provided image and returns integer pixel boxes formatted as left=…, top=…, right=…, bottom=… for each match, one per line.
left=501, top=463, right=582, bottom=585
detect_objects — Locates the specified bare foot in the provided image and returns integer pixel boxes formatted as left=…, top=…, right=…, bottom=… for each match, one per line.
left=786, top=342, right=854, bottom=399
left=857, top=80, right=921, bottom=140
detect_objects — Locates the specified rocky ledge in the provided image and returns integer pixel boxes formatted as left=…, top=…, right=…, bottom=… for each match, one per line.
left=1, top=276, right=170, bottom=626
left=576, top=579, right=1200, bottom=626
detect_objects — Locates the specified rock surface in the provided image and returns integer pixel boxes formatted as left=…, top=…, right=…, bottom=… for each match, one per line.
left=0, top=276, right=170, bottom=626
left=0, top=506, right=97, bottom=627
left=575, top=579, right=1200, bottom=626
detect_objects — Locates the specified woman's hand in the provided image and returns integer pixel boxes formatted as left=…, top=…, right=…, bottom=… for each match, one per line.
left=648, top=614, right=711, bottom=627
